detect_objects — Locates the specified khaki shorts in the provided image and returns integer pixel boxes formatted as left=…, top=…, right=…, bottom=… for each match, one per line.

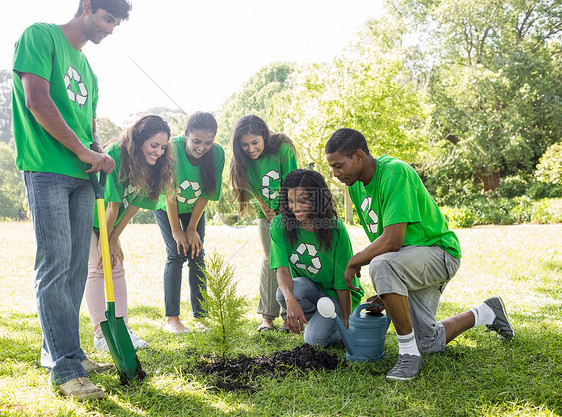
left=369, top=245, right=461, bottom=353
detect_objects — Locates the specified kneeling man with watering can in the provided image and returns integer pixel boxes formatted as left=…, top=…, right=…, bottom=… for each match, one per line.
left=325, top=128, right=514, bottom=381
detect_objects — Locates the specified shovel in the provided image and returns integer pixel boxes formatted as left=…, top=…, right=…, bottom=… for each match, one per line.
left=89, top=172, right=146, bottom=384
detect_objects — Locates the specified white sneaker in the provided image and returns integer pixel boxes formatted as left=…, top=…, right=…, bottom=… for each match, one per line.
left=56, top=376, right=105, bottom=400
left=93, top=336, right=109, bottom=352
left=127, top=329, right=149, bottom=350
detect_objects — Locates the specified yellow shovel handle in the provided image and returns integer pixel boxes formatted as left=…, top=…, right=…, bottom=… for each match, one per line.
left=90, top=171, right=115, bottom=303
left=96, top=198, right=115, bottom=303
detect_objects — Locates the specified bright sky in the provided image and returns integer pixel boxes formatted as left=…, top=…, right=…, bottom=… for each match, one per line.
left=2, top=0, right=384, bottom=125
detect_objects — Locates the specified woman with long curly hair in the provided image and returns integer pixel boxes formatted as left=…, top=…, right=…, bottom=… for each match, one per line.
left=229, top=115, right=297, bottom=332
left=154, top=111, right=225, bottom=334
left=271, top=169, right=364, bottom=346
left=85, top=115, right=174, bottom=351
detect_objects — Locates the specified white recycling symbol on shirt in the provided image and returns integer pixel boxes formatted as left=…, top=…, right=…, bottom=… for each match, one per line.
left=289, top=243, right=322, bottom=275
left=122, top=184, right=136, bottom=210
left=177, top=180, right=202, bottom=205
left=260, top=169, right=280, bottom=200
left=64, top=65, right=88, bottom=107
left=360, top=197, right=378, bottom=234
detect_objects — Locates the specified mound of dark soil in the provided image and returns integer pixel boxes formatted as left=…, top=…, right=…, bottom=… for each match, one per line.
left=199, top=344, right=344, bottom=392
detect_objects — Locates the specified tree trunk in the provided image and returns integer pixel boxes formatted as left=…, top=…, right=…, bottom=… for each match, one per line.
left=344, top=187, right=354, bottom=225
left=476, top=171, right=500, bottom=191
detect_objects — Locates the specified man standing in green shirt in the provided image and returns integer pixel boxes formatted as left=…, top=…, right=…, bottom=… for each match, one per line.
left=12, top=0, right=131, bottom=400
left=325, top=128, right=514, bottom=381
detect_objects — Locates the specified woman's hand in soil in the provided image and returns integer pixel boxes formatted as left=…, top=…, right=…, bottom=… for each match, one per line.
left=172, top=229, right=189, bottom=256
left=185, top=229, right=202, bottom=258
left=286, top=298, right=307, bottom=335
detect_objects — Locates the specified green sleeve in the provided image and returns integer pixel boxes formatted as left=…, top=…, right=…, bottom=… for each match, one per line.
left=279, top=143, right=297, bottom=181
left=13, top=24, right=54, bottom=81
left=104, top=165, right=124, bottom=204
left=269, top=215, right=289, bottom=270
left=379, top=166, right=421, bottom=227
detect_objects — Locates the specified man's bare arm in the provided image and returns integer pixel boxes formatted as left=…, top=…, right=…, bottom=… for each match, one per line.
left=21, top=72, right=114, bottom=174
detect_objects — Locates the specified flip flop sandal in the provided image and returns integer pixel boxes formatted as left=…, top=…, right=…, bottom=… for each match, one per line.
left=277, top=326, right=290, bottom=333
left=257, top=323, right=274, bottom=332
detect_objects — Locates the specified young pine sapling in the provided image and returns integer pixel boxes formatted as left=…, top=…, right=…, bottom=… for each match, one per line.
left=200, top=253, right=247, bottom=362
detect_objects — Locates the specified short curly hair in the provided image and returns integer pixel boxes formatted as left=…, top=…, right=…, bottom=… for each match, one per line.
left=325, top=128, right=370, bottom=157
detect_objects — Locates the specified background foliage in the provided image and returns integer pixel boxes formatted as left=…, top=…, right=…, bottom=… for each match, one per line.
left=0, top=0, right=560, bottom=224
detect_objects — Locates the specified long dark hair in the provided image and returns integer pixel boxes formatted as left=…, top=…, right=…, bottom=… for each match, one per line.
left=185, top=111, right=218, bottom=196
left=279, top=169, right=338, bottom=251
left=229, top=115, right=296, bottom=214
left=118, top=115, right=174, bottom=201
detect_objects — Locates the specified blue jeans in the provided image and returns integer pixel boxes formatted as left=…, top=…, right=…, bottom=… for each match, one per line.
left=276, top=277, right=343, bottom=347
left=154, top=209, right=206, bottom=318
left=23, top=171, right=94, bottom=384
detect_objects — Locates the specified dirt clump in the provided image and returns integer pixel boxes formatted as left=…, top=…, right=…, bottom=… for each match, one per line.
left=199, top=344, right=344, bottom=392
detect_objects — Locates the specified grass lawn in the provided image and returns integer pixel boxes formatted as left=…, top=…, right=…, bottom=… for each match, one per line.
left=0, top=222, right=560, bottom=416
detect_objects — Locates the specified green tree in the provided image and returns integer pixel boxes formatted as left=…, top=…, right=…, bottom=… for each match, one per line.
left=393, top=0, right=562, bottom=194
left=201, top=253, right=246, bottom=362
left=96, top=117, right=124, bottom=145
left=535, top=142, right=562, bottom=186
left=216, top=62, right=295, bottom=146
left=0, top=70, right=12, bottom=144
left=0, top=143, right=26, bottom=220
left=285, top=23, right=430, bottom=186
left=129, top=107, right=189, bottom=138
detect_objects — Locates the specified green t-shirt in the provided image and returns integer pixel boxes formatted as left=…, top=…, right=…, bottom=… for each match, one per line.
left=348, top=155, right=461, bottom=259
left=93, top=142, right=159, bottom=230
left=156, top=136, right=225, bottom=214
left=269, top=215, right=364, bottom=309
left=247, top=143, right=297, bottom=218
left=12, top=23, right=98, bottom=179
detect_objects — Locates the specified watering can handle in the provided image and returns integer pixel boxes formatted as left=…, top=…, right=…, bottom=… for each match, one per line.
left=352, top=302, right=382, bottom=318
left=353, top=302, right=392, bottom=331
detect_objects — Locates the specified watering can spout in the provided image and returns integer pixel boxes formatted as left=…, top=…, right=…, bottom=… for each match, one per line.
left=317, top=297, right=355, bottom=355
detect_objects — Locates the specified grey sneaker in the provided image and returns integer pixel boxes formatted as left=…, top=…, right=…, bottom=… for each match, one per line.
left=93, top=336, right=110, bottom=352
left=127, top=329, right=149, bottom=350
left=81, top=358, right=114, bottom=374
left=483, top=296, right=515, bottom=339
left=56, top=376, right=105, bottom=400
left=386, top=354, right=424, bottom=381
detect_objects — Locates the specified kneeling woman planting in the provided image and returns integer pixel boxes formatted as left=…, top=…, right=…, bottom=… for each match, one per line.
left=271, top=169, right=364, bottom=346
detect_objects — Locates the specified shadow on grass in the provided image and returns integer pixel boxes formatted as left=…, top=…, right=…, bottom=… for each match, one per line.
left=2, top=303, right=561, bottom=416
left=86, top=377, right=255, bottom=416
